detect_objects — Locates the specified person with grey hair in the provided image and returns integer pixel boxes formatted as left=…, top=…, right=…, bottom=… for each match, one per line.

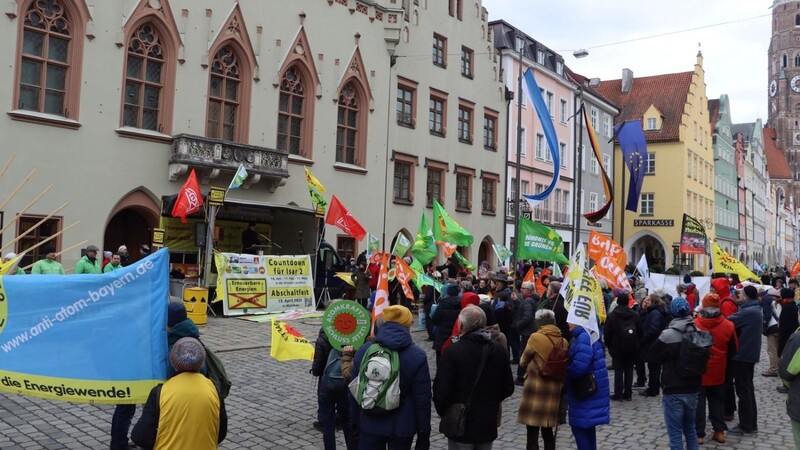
left=514, top=281, right=539, bottom=386
left=434, top=305, right=514, bottom=449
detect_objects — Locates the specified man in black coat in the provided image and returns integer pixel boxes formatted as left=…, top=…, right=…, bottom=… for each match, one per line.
left=514, top=281, right=538, bottom=385
left=604, top=293, right=642, bottom=401
left=433, top=305, right=514, bottom=448
left=430, top=284, right=462, bottom=360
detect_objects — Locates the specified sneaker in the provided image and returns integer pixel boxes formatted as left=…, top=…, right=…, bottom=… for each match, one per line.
left=313, top=421, right=323, bottom=432
left=712, top=431, right=725, bottom=443
left=762, top=371, right=778, bottom=377
left=697, top=436, right=704, bottom=445
left=777, top=385, right=790, bottom=394
left=728, top=425, right=755, bottom=435
left=610, top=394, right=624, bottom=401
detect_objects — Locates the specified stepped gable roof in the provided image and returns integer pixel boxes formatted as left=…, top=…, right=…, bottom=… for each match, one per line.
left=708, top=99, right=720, bottom=129
left=595, top=71, right=693, bottom=143
left=763, top=127, right=792, bottom=179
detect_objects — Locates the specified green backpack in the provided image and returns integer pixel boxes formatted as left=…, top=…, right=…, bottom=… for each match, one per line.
left=348, top=343, right=401, bottom=414
left=204, top=345, right=232, bottom=399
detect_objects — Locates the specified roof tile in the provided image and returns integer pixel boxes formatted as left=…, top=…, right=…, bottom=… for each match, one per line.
left=763, top=127, right=792, bottom=179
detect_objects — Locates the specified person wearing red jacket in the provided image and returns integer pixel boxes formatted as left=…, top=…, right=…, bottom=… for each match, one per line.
left=710, top=277, right=738, bottom=318
left=694, top=293, right=738, bottom=445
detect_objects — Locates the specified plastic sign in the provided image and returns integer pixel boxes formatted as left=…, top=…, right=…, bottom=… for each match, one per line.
left=322, top=300, right=371, bottom=351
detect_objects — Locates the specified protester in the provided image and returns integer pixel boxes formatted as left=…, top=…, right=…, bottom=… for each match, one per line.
left=74, top=245, right=102, bottom=274
left=433, top=305, right=514, bottom=449
left=565, top=322, right=610, bottom=450
left=131, top=337, right=227, bottom=449
left=104, top=253, right=123, bottom=273
left=761, top=288, right=781, bottom=377
left=647, top=297, right=701, bottom=450
left=431, top=284, right=463, bottom=359
left=639, top=294, right=669, bottom=397
left=710, top=277, right=738, bottom=318
left=514, top=281, right=538, bottom=386
left=604, top=292, right=641, bottom=401
left=694, top=294, right=737, bottom=444
left=683, top=275, right=697, bottom=311
left=2, top=252, right=24, bottom=275
left=517, top=309, right=569, bottom=450
left=778, top=326, right=800, bottom=449
left=545, top=281, right=570, bottom=341
left=726, top=285, right=763, bottom=435
left=351, top=262, right=372, bottom=309
left=241, top=222, right=261, bottom=254
left=351, top=305, right=431, bottom=449
left=102, top=250, right=113, bottom=269
left=778, top=287, right=799, bottom=395
left=30, top=246, right=64, bottom=274
left=139, top=244, right=150, bottom=259
left=441, top=284, right=480, bottom=353
left=118, top=245, right=131, bottom=266
left=312, top=325, right=349, bottom=449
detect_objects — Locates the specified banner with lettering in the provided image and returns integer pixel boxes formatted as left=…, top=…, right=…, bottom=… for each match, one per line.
left=680, top=214, right=708, bottom=255
left=0, top=250, right=169, bottom=404
left=587, top=230, right=627, bottom=267
left=215, top=253, right=315, bottom=316
left=711, top=243, right=760, bottom=282
left=562, top=245, right=602, bottom=343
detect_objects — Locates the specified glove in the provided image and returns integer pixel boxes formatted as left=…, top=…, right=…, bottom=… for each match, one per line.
left=414, top=431, right=430, bottom=450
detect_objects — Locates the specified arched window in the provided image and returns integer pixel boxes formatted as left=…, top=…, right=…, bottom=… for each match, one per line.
left=336, top=82, right=361, bottom=165
left=17, top=0, right=73, bottom=115
left=122, top=23, right=164, bottom=131
left=277, top=67, right=306, bottom=156
left=796, top=14, right=800, bottom=26
left=796, top=54, right=800, bottom=67
left=207, top=45, right=242, bottom=141
left=783, top=54, right=788, bottom=68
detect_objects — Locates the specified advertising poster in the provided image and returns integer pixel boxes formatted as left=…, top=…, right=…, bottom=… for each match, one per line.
left=216, top=253, right=315, bottom=316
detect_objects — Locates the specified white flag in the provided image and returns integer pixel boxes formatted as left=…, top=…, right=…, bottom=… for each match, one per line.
left=637, top=254, right=651, bottom=290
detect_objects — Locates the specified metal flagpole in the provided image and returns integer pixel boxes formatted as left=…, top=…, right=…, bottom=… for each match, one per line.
left=511, top=33, right=525, bottom=272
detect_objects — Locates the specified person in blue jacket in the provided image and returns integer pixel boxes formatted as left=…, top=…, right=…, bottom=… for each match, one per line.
left=351, top=306, right=431, bottom=450
left=565, top=322, right=610, bottom=450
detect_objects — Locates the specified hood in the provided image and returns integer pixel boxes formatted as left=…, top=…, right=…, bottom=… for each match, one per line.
left=461, top=328, right=492, bottom=343
left=711, top=278, right=730, bottom=297
left=168, top=319, right=200, bottom=345
left=538, top=324, right=562, bottom=339
left=668, top=316, right=695, bottom=333
left=685, top=284, right=696, bottom=294
left=461, top=292, right=480, bottom=309
left=697, top=307, right=721, bottom=319
left=441, top=295, right=462, bottom=308
left=375, top=322, right=413, bottom=350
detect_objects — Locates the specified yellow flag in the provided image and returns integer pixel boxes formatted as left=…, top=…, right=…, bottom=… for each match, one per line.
left=213, top=252, right=229, bottom=303
left=304, top=167, right=327, bottom=194
left=270, top=319, right=315, bottom=362
left=335, top=272, right=356, bottom=287
left=0, top=255, right=22, bottom=275
left=711, top=242, right=759, bottom=282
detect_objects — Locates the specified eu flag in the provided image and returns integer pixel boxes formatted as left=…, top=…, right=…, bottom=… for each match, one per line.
left=615, top=120, right=648, bottom=212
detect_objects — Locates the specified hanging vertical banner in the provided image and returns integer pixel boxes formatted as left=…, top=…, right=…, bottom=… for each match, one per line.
left=214, top=253, right=315, bottom=316
left=521, top=68, right=561, bottom=208
left=680, top=214, right=708, bottom=255
left=581, top=105, right=614, bottom=223
left=615, top=120, right=648, bottom=212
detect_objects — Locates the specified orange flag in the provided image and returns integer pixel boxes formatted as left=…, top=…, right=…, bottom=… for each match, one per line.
left=791, top=261, right=800, bottom=278
left=587, top=230, right=627, bottom=267
left=394, top=256, right=416, bottom=300
left=437, top=241, right=457, bottom=257
left=534, top=268, right=550, bottom=296
left=372, top=252, right=390, bottom=334
left=523, top=266, right=536, bottom=283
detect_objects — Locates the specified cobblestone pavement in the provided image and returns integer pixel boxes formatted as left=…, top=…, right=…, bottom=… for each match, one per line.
left=0, top=313, right=795, bottom=449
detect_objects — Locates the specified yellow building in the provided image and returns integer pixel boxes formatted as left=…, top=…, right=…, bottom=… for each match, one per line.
left=596, top=54, right=715, bottom=272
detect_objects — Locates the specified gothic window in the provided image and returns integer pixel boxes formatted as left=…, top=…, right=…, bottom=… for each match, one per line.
left=783, top=54, right=788, bottom=68
left=123, top=23, right=164, bottom=131
left=795, top=54, right=800, bottom=67
left=796, top=14, right=800, bottom=27
left=336, top=82, right=363, bottom=166
left=277, top=67, right=307, bottom=157
left=207, top=45, right=242, bottom=141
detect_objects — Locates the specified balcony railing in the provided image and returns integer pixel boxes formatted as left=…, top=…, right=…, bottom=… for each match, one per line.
left=168, top=134, right=289, bottom=191
left=506, top=199, right=572, bottom=226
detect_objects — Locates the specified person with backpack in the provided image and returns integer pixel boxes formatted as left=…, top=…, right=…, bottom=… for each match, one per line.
left=312, top=327, right=350, bottom=449
left=710, top=276, right=739, bottom=421
left=433, top=305, right=515, bottom=449
left=350, top=305, right=431, bottom=450
left=517, top=309, right=569, bottom=450
left=694, top=293, right=737, bottom=445
left=778, top=287, right=800, bottom=378
left=603, top=292, right=642, bottom=401
left=639, top=294, right=670, bottom=397
left=514, top=281, right=539, bottom=386
left=726, top=285, right=763, bottom=436
left=647, top=297, right=705, bottom=450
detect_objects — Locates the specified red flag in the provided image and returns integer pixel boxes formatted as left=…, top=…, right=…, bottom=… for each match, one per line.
left=394, top=256, right=416, bottom=301
left=372, top=252, right=390, bottom=334
left=325, top=195, right=367, bottom=241
left=171, top=169, right=203, bottom=223
left=791, top=261, right=800, bottom=278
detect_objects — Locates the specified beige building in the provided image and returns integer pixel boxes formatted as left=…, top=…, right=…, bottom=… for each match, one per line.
left=0, top=0, right=506, bottom=273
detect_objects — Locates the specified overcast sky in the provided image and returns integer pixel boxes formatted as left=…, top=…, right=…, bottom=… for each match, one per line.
left=482, top=0, right=772, bottom=125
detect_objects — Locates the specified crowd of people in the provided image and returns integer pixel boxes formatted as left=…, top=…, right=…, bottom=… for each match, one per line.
left=2, top=243, right=150, bottom=275
left=311, top=255, right=800, bottom=450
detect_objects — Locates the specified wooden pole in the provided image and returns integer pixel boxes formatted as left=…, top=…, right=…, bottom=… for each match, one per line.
left=0, top=184, right=53, bottom=237
left=16, top=220, right=79, bottom=261
left=21, top=239, right=87, bottom=271
left=0, top=155, right=15, bottom=179
left=0, top=168, right=36, bottom=212
left=0, top=202, right=68, bottom=252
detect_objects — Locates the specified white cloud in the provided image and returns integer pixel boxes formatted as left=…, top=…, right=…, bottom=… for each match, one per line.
left=483, top=0, right=772, bottom=123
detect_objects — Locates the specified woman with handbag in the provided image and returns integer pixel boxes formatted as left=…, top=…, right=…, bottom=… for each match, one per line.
left=565, top=323, right=610, bottom=450
left=517, top=309, right=569, bottom=450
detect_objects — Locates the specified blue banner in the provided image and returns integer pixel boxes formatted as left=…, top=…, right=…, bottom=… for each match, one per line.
left=0, top=249, right=169, bottom=404
left=616, top=120, right=648, bottom=212
left=521, top=68, right=561, bottom=208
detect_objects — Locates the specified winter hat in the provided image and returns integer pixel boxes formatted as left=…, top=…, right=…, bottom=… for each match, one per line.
left=702, top=293, right=720, bottom=309
left=167, top=302, right=188, bottom=327
left=170, top=337, right=206, bottom=373
left=616, top=293, right=631, bottom=308
left=103, top=251, right=113, bottom=259
left=671, top=297, right=691, bottom=318
left=743, top=285, right=759, bottom=300
left=382, top=305, right=413, bottom=328
left=447, top=284, right=461, bottom=297
left=683, top=274, right=692, bottom=285
left=611, top=287, right=627, bottom=297
left=781, top=287, right=795, bottom=300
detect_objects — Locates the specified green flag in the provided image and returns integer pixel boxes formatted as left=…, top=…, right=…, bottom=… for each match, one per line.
left=411, top=269, right=443, bottom=292
left=491, top=243, right=513, bottom=263
left=409, top=257, right=424, bottom=273
left=432, top=199, right=474, bottom=246
left=453, top=251, right=475, bottom=271
left=411, top=212, right=437, bottom=264
left=309, top=188, right=327, bottom=216
left=228, top=164, right=248, bottom=189
left=517, top=217, right=569, bottom=264
left=368, top=234, right=380, bottom=254
left=392, top=232, right=411, bottom=256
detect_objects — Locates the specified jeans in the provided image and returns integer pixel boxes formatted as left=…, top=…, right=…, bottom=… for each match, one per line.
left=662, top=393, right=699, bottom=450
left=358, top=432, right=413, bottom=450
left=110, top=404, right=136, bottom=449
left=571, top=426, right=597, bottom=450
left=695, top=385, right=726, bottom=437
left=732, top=360, right=757, bottom=432
left=508, top=329, right=521, bottom=363
left=647, top=362, right=662, bottom=394
left=612, top=356, right=634, bottom=397
left=517, top=334, right=531, bottom=380
left=447, top=440, right=493, bottom=450
left=319, top=388, right=350, bottom=450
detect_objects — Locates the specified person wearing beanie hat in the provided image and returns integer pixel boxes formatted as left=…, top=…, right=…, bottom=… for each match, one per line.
left=694, top=292, right=737, bottom=444
left=351, top=299, right=431, bottom=449
left=132, top=337, right=227, bottom=449
left=726, top=282, right=764, bottom=436
left=30, top=245, right=64, bottom=275
left=2, top=252, right=24, bottom=275
left=647, top=296, right=703, bottom=449
left=604, top=290, right=642, bottom=400
left=433, top=305, right=514, bottom=448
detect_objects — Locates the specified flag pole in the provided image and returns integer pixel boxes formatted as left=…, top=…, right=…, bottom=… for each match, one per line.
left=511, top=33, right=525, bottom=273
left=0, top=168, right=36, bottom=212
left=0, top=202, right=68, bottom=252
left=381, top=54, right=398, bottom=254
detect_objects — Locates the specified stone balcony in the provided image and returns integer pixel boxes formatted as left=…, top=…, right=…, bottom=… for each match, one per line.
left=168, top=134, right=289, bottom=191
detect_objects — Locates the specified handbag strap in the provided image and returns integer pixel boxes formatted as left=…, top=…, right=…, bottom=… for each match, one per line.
left=466, top=342, right=492, bottom=406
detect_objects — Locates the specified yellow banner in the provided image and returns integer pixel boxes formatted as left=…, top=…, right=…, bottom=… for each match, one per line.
left=159, top=217, right=271, bottom=253
left=270, top=319, right=314, bottom=362
left=712, top=242, right=760, bottom=282
left=0, top=369, right=160, bottom=404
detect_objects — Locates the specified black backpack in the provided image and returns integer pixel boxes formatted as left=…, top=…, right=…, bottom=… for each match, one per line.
left=321, top=349, right=347, bottom=393
left=616, top=315, right=640, bottom=354
left=677, top=324, right=713, bottom=378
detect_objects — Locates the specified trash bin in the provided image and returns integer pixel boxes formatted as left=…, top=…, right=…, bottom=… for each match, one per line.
left=169, top=278, right=184, bottom=298
left=183, top=286, right=208, bottom=326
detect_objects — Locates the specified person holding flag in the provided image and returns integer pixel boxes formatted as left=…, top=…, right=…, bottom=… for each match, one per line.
left=351, top=261, right=372, bottom=309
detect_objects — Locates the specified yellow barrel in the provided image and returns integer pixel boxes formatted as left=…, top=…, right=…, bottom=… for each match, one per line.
left=183, top=287, right=208, bottom=326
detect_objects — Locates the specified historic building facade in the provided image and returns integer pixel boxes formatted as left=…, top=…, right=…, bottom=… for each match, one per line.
left=709, top=96, right=740, bottom=258
left=733, top=121, right=769, bottom=265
